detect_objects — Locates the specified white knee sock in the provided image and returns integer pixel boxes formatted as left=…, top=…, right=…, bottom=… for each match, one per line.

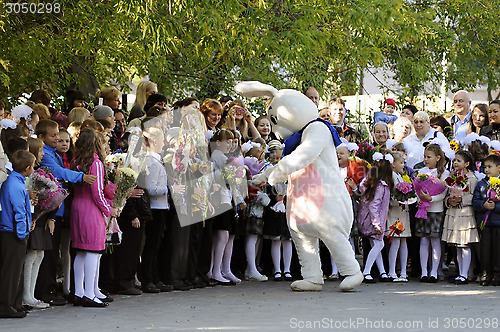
left=94, top=254, right=105, bottom=298
left=456, top=247, right=463, bottom=276
left=61, top=230, right=71, bottom=295
left=212, top=230, right=229, bottom=282
left=420, top=237, right=430, bottom=277
left=74, top=251, right=86, bottom=298
left=388, top=238, right=400, bottom=277
left=330, top=255, right=338, bottom=275
left=245, top=234, right=259, bottom=274
left=460, top=247, right=471, bottom=278
left=282, top=240, right=292, bottom=273
left=363, top=239, right=384, bottom=275
left=271, top=240, right=282, bottom=273
left=23, top=250, right=37, bottom=303
left=399, top=238, right=408, bottom=277
left=84, top=252, right=101, bottom=302
left=430, top=237, right=441, bottom=278
left=31, top=250, right=44, bottom=301
left=222, top=235, right=239, bottom=281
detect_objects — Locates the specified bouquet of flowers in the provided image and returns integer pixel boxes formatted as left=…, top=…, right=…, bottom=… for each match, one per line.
left=355, top=142, right=378, bottom=164
left=413, top=173, right=447, bottom=219
left=223, top=160, right=248, bottom=199
left=444, top=171, right=469, bottom=198
left=386, top=220, right=405, bottom=243
left=26, top=167, right=68, bottom=221
left=347, top=157, right=369, bottom=184
left=449, top=141, right=460, bottom=152
left=479, top=177, right=500, bottom=230
left=393, top=180, right=417, bottom=204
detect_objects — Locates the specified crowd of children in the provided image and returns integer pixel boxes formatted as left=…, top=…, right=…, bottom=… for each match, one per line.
left=1, top=87, right=500, bottom=320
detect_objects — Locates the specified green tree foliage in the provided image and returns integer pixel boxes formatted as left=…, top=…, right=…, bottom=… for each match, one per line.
left=0, top=0, right=498, bottom=106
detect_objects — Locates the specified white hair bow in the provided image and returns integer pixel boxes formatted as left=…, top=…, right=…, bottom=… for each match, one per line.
left=372, top=152, right=394, bottom=163
left=490, top=140, right=500, bottom=151
left=463, top=132, right=480, bottom=146
left=337, top=139, right=359, bottom=152
left=0, top=119, right=16, bottom=129
left=242, top=141, right=261, bottom=153
left=205, top=130, right=214, bottom=141
left=11, top=105, right=33, bottom=123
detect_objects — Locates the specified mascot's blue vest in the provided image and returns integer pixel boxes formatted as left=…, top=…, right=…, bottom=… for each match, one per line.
left=282, top=118, right=342, bottom=157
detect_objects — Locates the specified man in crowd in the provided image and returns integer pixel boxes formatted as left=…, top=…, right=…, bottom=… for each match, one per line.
left=450, top=90, right=471, bottom=143
left=304, top=86, right=320, bottom=107
left=319, top=107, right=330, bottom=122
left=329, top=97, right=361, bottom=143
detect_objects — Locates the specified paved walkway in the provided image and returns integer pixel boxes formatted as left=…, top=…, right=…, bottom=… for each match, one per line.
left=1, top=279, right=499, bottom=331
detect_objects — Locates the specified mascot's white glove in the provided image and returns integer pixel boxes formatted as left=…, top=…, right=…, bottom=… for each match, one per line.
left=268, top=164, right=288, bottom=186
left=252, top=165, right=275, bottom=186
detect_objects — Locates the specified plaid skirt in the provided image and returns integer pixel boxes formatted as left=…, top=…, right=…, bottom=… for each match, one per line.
left=415, top=211, right=444, bottom=238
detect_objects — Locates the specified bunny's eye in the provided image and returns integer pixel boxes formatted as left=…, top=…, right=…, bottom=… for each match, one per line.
left=270, top=115, right=278, bottom=125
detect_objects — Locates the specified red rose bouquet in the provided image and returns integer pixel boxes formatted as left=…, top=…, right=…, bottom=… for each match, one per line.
left=444, top=171, right=469, bottom=198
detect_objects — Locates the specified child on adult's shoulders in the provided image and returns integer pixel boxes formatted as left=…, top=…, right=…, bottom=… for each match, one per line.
left=373, top=98, right=398, bottom=125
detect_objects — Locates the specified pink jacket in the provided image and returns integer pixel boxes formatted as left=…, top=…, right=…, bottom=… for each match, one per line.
left=357, top=179, right=391, bottom=240
left=71, top=154, right=112, bottom=251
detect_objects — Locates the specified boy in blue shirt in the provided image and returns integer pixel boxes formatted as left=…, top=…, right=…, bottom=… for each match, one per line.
left=0, top=150, right=36, bottom=318
left=473, top=154, right=500, bottom=286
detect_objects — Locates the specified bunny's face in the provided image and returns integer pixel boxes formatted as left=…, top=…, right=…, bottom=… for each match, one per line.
left=266, top=89, right=318, bottom=140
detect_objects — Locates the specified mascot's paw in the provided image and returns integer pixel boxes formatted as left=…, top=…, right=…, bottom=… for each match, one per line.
left=252, top=172, right=268, bottom=186
left=268, top=165, right=288, bottom=186
left=290, top=280, right=322, bottom=292
left=339, top=271, right=363, bottom=292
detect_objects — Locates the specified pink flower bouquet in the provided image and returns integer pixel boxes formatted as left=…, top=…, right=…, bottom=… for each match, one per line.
left=393, top=181, right=417, bottom=204
left=26, top=167, right=68, bottom=221
left=413, top=174, right=447, bottom=219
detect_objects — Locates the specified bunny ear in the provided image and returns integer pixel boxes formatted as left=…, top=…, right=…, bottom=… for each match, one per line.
left=234, top=81, right=279, bottom=99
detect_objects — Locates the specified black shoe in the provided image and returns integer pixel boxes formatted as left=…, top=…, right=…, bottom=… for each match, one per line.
left=454, top=276, right=468, bottom=285
left=118, top=287, right=142, bottom=295
left=98, top=295, right=114, bottom=303
left=81, top=296, right=108, bottom=308
left=283, top=272, right=293, bottom=281
left=427, top=276, right=438, bottom=283
left=0, top=307, right=26, bottom=318
left=44, top=298, right=67, bottom=306
left=73, top=296, right=83, bottom=306
left=491, top=280, right=500, bottom=286
left=215, top=279, right=236, bottom=286
left=480, top=280, right=491, bottom=286
left=203, top=278, right=218, bottom=287
left=273, top=272, right=283, bottom=281
left=420, top=276, right=429, bottom=283
left=190, top=277, right=206, bottom=289
left=379, top=273, right=393, bottom=282
left=154, top=282, right=173, bottom=292
left=363, top=275, right=376, bottom=283
left=172, top=280, right=191, bottom=291
left=142, top=282, right=160, bottom=293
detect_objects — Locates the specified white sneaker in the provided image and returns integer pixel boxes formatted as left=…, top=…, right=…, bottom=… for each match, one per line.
left=25, top=299, right=49, bottom=309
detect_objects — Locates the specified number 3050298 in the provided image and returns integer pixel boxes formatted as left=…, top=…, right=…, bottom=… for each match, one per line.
left=5, top=3, right=61, bottom=14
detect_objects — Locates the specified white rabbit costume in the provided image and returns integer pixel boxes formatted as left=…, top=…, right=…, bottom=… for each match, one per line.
left=235, top=81, right=362, bottom=291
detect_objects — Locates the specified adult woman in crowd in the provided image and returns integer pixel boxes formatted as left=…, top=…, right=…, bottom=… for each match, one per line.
left=372, top=121, right=391, bottom=149
left=129, top=81, right=158, bottom=122
left=63, top=90, right=87, bottom=115
left=392, top=116, right=413, bottom=142
left=199, top=98, right=223, bottom=131
left=95, top=87, right=121, bottom=112
left=222, top=99, right=259, bottom=142
left=468, top=103, right=489, bottom=134
left=32, top=104, right=51, bottom=121
left=400, top=105, right=418, bottom=123
left=480, top=100, right=500, bottom=140
left=430, top=116, right=453, bottom=139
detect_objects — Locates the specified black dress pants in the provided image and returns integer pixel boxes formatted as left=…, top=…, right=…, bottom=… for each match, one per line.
left=0, top=232, right=27, bottom=312
left=141, top=209, right=167, bottom=284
